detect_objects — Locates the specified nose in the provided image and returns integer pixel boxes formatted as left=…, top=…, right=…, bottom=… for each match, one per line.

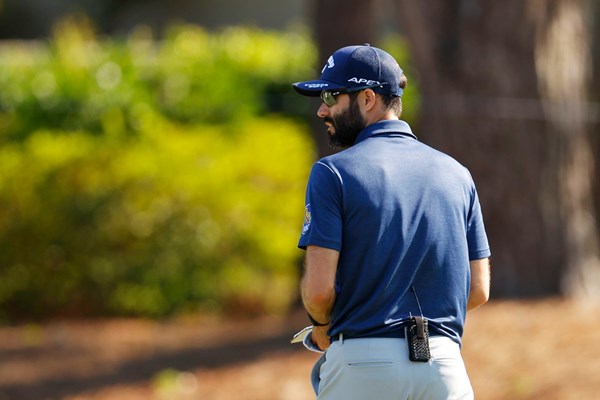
left=317, top=102, right=329, bottom=119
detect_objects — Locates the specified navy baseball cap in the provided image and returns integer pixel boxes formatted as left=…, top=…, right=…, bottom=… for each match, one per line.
left=293, top=44, right=404, bottom=97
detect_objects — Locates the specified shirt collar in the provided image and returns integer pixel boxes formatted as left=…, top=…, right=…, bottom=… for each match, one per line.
left=354, top=120, right=416, bottom=145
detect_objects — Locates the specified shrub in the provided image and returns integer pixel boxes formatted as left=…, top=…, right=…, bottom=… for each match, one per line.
left=0, top=18, right=418, bottom=321
left=0, top=115, right=313, bottom=319
left=0, top=20, right=316, bottom=321
left=0, top=18, right=316, bottom=142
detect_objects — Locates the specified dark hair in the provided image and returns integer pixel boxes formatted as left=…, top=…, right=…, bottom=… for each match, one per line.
left=380, top=95, right=402, bottom=117
left=381, top=74, right=407, bottom=117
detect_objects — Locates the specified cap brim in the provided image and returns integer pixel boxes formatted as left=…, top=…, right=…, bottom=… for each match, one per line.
left=292, top=80, right=346, bottom=96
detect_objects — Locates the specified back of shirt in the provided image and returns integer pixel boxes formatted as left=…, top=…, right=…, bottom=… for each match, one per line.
left=298, top=120, right=490, bottom=345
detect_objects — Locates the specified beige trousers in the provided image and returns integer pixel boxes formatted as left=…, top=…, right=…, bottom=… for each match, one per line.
left=315, top=336, right=473, bottom=400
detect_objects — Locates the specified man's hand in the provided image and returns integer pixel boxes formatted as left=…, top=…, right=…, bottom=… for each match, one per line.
left=311, top=324, right=331, bottom=351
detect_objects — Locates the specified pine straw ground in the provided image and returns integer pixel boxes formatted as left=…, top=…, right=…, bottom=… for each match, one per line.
left=0, top=299, right=599, bottom=400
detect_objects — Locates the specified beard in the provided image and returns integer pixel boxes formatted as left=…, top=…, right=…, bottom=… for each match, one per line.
left=325, top=97, right=367, bottom=149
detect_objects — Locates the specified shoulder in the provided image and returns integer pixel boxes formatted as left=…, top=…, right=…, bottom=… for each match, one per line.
left=308, top=158, right=344, bottom=188
left=420, top=143, right=473, bottom=178
left=312, top=151, right=354, bottom=177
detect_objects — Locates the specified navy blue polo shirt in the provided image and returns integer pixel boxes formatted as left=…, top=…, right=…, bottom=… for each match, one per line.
left=298, top=120, right=490, bottom=345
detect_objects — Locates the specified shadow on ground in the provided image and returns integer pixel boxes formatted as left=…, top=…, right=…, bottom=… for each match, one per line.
left=0, top=310, right=308, bottom=400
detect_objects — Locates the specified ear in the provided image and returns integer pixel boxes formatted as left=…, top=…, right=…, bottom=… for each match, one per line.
left=361, top=89, right=377, bottom=112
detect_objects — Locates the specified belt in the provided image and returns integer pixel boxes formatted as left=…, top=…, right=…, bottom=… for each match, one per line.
left=330, top=330, right=407, bottom=343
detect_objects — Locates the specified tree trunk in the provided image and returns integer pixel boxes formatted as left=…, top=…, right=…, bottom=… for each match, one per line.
left=590, top=1, right=600, bottom=251
left=396, top=0, right=600, bottom=298
left=536, top=0, right=600, bottom=299
left=311, top=0, right=378, bottom=157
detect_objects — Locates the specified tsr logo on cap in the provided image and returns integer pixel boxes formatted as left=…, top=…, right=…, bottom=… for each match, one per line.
left=322, top=56, right=335, bottom=73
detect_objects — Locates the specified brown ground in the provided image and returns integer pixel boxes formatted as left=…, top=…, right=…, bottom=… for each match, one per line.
left=0, top=299, right=599, bottom=400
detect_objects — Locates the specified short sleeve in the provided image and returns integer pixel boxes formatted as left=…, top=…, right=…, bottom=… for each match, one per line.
left=298, top=161, right=343, bottom=251
left=466, top=186, right=491, bottom=260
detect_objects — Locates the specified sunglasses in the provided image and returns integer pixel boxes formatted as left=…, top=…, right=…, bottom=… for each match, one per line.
left=320, top=84, right=387, bottom=107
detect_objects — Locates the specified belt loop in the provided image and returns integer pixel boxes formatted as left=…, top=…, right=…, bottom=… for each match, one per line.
left=339, top=333, right=344, bottom=345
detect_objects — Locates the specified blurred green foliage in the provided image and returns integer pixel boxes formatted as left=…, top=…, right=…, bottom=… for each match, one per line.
left=0, top=17, right=316, bottom=141
left=380, top=35, right=420, bottom=125
left=0, top=17, right=418, bottom=322
left=0, top=17, right=317, bottom=321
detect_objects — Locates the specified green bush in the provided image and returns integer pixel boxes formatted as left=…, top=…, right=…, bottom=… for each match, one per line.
left=0, top=17, right=316, bottom=142
left=0, top=19, right=316, bottom=321
left=0, top=115, right=313, bottom=319
left=0, top=18, right=418, bottom=322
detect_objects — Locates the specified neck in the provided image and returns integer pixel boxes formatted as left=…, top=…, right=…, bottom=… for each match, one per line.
left=365, top=111, right=399, bottom=126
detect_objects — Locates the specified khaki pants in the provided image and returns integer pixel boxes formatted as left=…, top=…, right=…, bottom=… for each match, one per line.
left=315, top=336, right=473, bottom=400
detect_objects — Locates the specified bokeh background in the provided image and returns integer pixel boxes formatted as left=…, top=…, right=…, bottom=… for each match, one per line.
left=1, top=1, right=599, bottom=399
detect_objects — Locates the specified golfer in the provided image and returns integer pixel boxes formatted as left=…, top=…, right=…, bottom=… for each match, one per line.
left=293, top=44, right=491, bottom=399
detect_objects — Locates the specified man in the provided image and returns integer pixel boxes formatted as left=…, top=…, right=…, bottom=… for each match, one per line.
left=292, top=44, right=491, bottom=400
